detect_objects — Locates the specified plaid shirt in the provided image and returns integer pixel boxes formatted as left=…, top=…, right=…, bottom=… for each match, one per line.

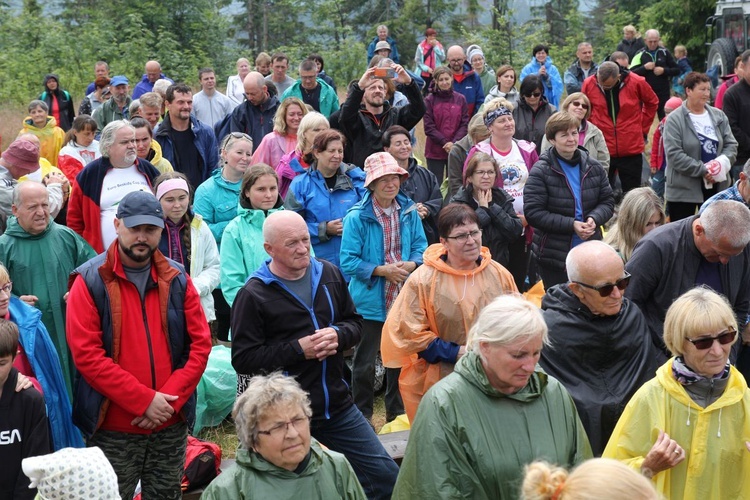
left=699, top=182, right=747, bottom=214
left=373, top=197, right=402, bottom=312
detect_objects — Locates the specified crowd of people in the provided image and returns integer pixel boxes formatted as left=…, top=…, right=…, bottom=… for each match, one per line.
left=3, top=20, right=750, bottom=500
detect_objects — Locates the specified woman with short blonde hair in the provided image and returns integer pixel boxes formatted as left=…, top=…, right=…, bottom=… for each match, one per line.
left=252, top=97, right=307, bottom=169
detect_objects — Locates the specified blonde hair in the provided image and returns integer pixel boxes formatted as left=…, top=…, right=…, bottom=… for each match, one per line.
left=295, top=112, right=329, bottom=154
left=561, top=92, right=592, bottom=120
left=273, top=97, right=307, bottom=136
left=663, top=287, right=738, bottom=356
left=604, top=187, right=665, bottom=262
left=522, top=459, right=658, bottom=500
left=467, top=295, right=548, bottom=352
left=674, top=45, right=687, bottom=57
left=483, top=97, right=515, bottom=114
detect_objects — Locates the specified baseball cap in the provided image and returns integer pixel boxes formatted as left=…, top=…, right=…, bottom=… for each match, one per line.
left=110, top=75, right=129, bottom=86
left=116, top=190, right=164, bottom=228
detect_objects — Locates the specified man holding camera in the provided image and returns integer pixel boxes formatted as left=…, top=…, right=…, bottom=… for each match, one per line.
left=338, top=64, right=425, bottom=168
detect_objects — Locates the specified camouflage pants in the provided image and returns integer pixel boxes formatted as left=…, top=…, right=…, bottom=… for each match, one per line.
left=88, top=421, right=188, bottom=500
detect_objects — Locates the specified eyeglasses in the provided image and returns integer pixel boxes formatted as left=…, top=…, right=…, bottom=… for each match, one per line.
left=686, top=329, right=737, bottom=350
left=0, top=282, right=11, bottom=296
left=445, top=229, right=482, bottom=243
left=448, top=58, right=465, bottom=64
left=473, top=169, right=496, bottom=177
left=570, top=101, right=589, bottom=109
left=524, top=91, right=542, bottom=98
left=256, top=416, right=310, bottom=439
left=572, top=271, right=631, bottom=297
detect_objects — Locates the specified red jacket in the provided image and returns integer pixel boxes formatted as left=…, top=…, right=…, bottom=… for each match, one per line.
left=66, top=243, right=211, bottom=434
left=582, top=69, right=658, bottom=158
left=650, top=117, right=667, bottom=170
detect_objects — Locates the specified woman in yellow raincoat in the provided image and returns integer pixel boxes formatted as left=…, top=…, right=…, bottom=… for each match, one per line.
left=603, top=286, right=750, bottom=499
left=381, top=203, right=517, bottom=422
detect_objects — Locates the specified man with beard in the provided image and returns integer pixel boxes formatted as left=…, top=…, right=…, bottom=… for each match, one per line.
left=68, top=120, right=160, bottom=253
left=446, top=45, right=484, bottom=117
left=67, top=190, right=211, bottom=499
left=339, top=64, right=425, bottom=167
left=539, top=241, right=660, bottom=455
left=93, top=76, right=132, bottom=132
left=154, top=83, right=218, bottom=190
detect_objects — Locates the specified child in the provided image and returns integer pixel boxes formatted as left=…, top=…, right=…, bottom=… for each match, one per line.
left=672, top=45, right=692, bottom=97
left=0, top=319, right=51, bottom=500
left=57, top=115, right=101, bottom=184
left=651, top=96, right=683, bottom=200
left=18, top=100, right=65, bottom=167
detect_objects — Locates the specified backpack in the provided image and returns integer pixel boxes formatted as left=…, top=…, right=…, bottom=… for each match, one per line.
left=181, top=436, right=222, bottom=492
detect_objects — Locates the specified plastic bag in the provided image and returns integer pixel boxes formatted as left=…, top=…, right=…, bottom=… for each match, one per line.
left=194, top=345, right=236, bottom=435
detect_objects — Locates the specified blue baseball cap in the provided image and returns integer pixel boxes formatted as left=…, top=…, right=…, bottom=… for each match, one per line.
left=110, top=75, right=129, bottom=86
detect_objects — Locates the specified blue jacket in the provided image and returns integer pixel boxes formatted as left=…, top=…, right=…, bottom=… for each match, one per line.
left=154, top=114, right=219, bottom=187
left=367, top=35, right=400, bottom=64
left=285, top=163, right=366, bottom=271
left=229, top=95, right=280, bottom=153
left=452, top=62, right=485, bottom=117
left=340, top=191, right=428, bottom=322
left=193, top=168, right=242, bottom=247
left=520, top=57, right=564, bottom=109
left=11, top=297, right=84, bottom=450
left=131, top=73, right=173, bottom=99
left=282, top=79, right=340, bottom=118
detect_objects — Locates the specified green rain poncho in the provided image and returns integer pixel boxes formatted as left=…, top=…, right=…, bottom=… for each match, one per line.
left=393, top=351, right=592, bottom=499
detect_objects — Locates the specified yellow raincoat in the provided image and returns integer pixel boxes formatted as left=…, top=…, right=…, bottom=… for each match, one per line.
left=603, top=358, right=750, bottom=499
left=381, top=243, right=517, bottom=422
left=19, top=116, right=65, bottom=167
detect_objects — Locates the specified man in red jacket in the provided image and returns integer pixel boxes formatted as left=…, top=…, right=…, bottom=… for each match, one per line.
left=582, top=61, right=658, bottom=194
left=66, top=190, right=211, bottom=499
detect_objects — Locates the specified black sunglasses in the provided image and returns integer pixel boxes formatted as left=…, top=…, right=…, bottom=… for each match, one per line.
left=686, top=329, right=737, bottom=350
left=572, top=271, right=631, bottom=297
left=524, top=91, right=542, bottom=98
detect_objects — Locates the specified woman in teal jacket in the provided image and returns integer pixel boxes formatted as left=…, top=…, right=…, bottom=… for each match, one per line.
left=340, top=152, right=428, bottom=423
left=220, top=164, right=284, bottom=307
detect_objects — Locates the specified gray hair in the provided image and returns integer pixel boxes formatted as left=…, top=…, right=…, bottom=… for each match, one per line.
left=598, top=61, right=620, bottom=81
left=645, top=29, right=660, bottom=39
left=152, top=79, right=171, bottom=96
left=128, top=99, right=141, bottom=117
left=701, top=200, right=750, bottom=248
left=28, top=99, right=48, bottom=113
left=743, top=158, right=750, bottom=177
left=565, top=241, right=619, bottom=283
left=467, top=295, right=548, bottom=352
left=233, top=372, right=312, bottom=449
left=99, top=120, right=134, bottom=158
left=377, top=24, right=388, bottom=33
left=12, top=181, right=46, bottom=206
left=577, top=42, right=592, bottom=51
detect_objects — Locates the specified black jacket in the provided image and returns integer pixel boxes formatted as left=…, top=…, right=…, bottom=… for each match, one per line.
left=615, top=37, right=645, bottom=62
left=540, top=284, right=660, bottom=455
left=512, top=97, right=556, bottom=154
left=401, top=157, right=443, bottom=244
left=451, top=184, right=522, bottom=266
left=228, top=95, right=279, bottom=153
left=39, top=74, right=76, bottom=132
left=631, top=47, right=679, bottom=97
left=723, top=78, right=750, bottom=165
left=524, top=148, right=614, bottom=272
left=338, top=79, right=425, bottom=168
left=231, top=258, right=363, bottom=421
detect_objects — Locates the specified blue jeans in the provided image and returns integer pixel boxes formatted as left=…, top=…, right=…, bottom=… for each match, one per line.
left=651, top=168, right=665, bottom=200
left=311, top=404, right=398, bottom=499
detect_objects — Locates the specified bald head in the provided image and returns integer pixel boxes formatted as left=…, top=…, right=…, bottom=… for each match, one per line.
left=263, top=211, right=306, bottom=244
left=644, top=30, right=660, bottom=51
left=12, top=181, right=50, bottom=235
left=566, top=241, right=622, bottom=283
left=243, top=72, right=268, bottom=106
left=145, top=61, right=162, bottom=83
left=263, top=211, right=311, bottom=279
left=447, top=45, right=466, bottom=74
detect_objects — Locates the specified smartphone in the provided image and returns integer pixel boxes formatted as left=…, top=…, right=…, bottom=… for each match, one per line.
left=374, top=67, right=397, bottom=79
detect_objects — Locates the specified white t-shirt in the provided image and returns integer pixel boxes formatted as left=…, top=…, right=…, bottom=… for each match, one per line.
left=99, top=165, right=151, bottom=248
left=489, top=142, right=528, bottom=215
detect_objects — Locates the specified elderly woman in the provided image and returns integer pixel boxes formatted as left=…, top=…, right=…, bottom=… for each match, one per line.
left=392, top=295, right=592, bottom=498
left=603, top=287, right=750, bottom=499
left=276, top=112, right=329, bottom=199
left=451, top=152, right=522, bottom=267
left=465, top=98, right=538, bottom=290
left=201, top=373, right=366, bottom=499
left=285, top=130, right=366, bottom=272
left=340, top=152, right=428, bottom=423
left=513, top=75, right=557, bottom=154
left=484, top=65, right=519, bottom=108
left=381, top=204, right=517, bottom=422
left=541, top=92, right=609, bottom=172
left=525, top=112, right=614, bottom=288
left=664, top=72, right=738, bottom=221
left=252, top=97, right=307, bottom=170
left=604, top=187, right=665, bottom=262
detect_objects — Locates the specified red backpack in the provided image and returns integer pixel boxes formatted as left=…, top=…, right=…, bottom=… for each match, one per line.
left=181, top=436, right=222, bottom=492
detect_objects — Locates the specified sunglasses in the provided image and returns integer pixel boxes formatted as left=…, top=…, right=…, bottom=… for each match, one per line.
left=525, top=91, right=542, bottom=98
left=686, top=329, right=737, bottom=350
left=570, top=101, right=589, bottom=109
left=572, top=271, right=631, bottom=297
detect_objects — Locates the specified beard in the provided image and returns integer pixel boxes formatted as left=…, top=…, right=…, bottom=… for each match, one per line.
left=121, top=242, right=156, bottom=263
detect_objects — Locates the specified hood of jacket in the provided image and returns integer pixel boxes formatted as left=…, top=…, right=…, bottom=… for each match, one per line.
left=3, top=216, right=54, bottom=240
left=422, top=242, right=494, bottom=276
left=235, top=439, right=327, bottom=478
left=24, top=115, right=58, bottom=131
left=455, top=350, right=548, bottom=401
left=44, top=73, right=61, bottom=91
left=542, top=282, right=601, bottom=320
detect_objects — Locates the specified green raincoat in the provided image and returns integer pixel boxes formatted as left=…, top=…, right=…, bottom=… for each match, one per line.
left=0, top=217, right=95, bottom=397
left=393, top=351, right=592, bottom=499
left=200, top=439, right=366, bottom=499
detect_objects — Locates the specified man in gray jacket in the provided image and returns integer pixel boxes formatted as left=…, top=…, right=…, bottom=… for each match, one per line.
left=625, top=200, right=750, bottom=374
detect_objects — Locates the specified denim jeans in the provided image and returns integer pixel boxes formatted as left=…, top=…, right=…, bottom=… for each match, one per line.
left=651, top=168, right=665, bottom=200
left=311, top=404, right=399, bottom=499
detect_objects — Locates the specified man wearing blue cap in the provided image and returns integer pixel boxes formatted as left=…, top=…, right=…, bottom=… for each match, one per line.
left=67, top=190, right=212, bottom=499
left=93, top=75, right=132, bottom=131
